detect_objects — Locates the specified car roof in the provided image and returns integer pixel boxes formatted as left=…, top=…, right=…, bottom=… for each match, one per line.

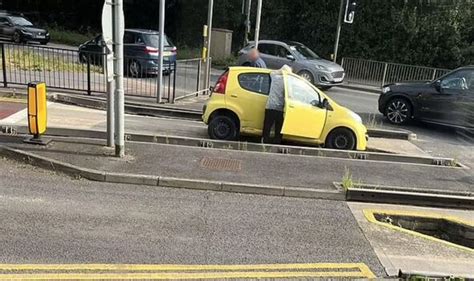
left=228, top=66, right=272, bottom=73
left=246, top=40, right=305, bottom=47
left=125, top=28, right=163, bottom=35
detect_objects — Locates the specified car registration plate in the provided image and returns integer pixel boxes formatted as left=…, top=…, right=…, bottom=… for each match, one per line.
left=36, top=35, right=46, bottom=39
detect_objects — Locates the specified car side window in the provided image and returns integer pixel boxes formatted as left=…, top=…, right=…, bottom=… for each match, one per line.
left=440, top=70, right=472, bottom=91
left=123, top=32, right=134, bottom=44
left=135, top=35, right=145, bottom=44
left=238, top=73, right=271, bottom=95
left=274, top=45, right=290, bottom=58
left=258, top=44, right=276, bottom=56
left=286, top=75, right=320, bottom=105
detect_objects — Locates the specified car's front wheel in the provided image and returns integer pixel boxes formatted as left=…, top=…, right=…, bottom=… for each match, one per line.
left=298, top=70, right=314, bottom=84
left=325, top=128, right=356, bottom=150
left=208, top=115, right=239, bottom=141
left=385, top=98, right=412, bottom=125
left=128, top=60, right=141, bottom=77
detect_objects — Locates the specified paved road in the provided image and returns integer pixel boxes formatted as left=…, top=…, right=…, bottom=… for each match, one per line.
left=0, top=157, right=385, bottom=276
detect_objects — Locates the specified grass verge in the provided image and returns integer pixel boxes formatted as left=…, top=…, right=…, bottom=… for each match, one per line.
left=48, top=27, right=96, bottom=47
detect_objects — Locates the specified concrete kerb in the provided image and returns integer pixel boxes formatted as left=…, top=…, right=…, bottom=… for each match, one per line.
left=333, top=182, right=474, bottom=210
left=0, top=125, right=463, bottom=169
left=0, top=144, right=343, bottom=200
left=335, top=84, right=381, bottom=94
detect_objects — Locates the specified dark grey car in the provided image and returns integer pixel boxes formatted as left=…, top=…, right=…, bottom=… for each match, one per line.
left=238, top=40, right=344, bottom=89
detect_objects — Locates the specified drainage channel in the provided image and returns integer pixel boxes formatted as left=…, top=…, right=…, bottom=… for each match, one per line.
left=0, top=125, right=465, bottom=169
left=364, top=210, right=473, bottom=252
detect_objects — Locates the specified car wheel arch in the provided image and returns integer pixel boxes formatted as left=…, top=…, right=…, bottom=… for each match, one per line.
left=209, top=108, right=241, bottom=129
left=324, top=126, right=358, bottom=150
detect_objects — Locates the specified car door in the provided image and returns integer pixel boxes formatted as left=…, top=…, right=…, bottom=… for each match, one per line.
left=421, top=69, right=472, bottom=126
left=453, top=69, right=474, bottom=128
left=281, top=74, right=327, bottom=139
left=232, top=72, right=271, bottom=131
left=257, top=43, right=277, bottom=68
left=0, top=17, right=14, bottom=38
left=270, top=44, right=295, bottom=69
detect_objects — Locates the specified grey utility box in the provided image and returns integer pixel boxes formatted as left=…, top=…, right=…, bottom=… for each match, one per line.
left=211, top=28, right=233, bottom=60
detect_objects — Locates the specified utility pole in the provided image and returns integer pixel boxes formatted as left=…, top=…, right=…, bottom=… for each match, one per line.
left=203, top=0, right=214, bottom=92
left=254, top=0, right=262, bottom=49
left=113, top=0, right=125, bottom=157
left=333, top=0, right=344, bottom=63
left=157, top=0, right=165, bottom=103
left=244, top=0, right=252, bottom=45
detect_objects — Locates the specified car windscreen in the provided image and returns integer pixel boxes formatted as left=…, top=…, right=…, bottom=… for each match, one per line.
left=9, top=16, right=33, bottom=27
left=289, top=44, right=320, bottom=60
left=143, top=34, right=172, bottom=47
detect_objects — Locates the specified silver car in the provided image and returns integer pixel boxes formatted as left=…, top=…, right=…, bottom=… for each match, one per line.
left=238, top=40, right=345, bottom=89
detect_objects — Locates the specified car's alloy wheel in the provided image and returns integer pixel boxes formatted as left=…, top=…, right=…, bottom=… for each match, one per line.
left=13, top=32, right=22, bottom=44
left=325, top=128, right=356, bottom=150
left=129, top=60, right=141, bottom=77
left=386, top=98, right=411, bottom=125
left=208, top=115, right=239, bottom=141
left=298, top=70, right=314, bottom=84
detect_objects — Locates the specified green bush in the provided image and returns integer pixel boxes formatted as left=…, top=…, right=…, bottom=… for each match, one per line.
left=48, top=27, right=96, bottom=47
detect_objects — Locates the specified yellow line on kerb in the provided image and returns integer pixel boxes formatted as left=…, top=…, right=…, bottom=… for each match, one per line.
left=363, top=209, right=474, bottom=253
left=0, top=97, right=27, bottom=104
left=0, top=263, right=376, bottom=279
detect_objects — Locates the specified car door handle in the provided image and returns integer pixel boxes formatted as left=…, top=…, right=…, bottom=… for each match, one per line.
left=288, top=104, right=295, bottom=108
left=230, top=94, right=237, bottom=98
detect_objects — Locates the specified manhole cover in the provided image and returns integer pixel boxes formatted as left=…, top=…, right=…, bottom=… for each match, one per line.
left=200, top=157, right=242, bottom=171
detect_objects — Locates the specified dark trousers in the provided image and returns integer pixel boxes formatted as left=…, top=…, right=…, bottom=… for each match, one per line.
left=262, top=109, right=284, bottom=144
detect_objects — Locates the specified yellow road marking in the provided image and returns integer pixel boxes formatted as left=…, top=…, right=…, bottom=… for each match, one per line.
left=364, top=209, right=474, bottom=253
left=0, top=97, right=27, bottom=104
left=0, top=271, right=371, bottom=280
left=0, top=263, right=376, bottom=279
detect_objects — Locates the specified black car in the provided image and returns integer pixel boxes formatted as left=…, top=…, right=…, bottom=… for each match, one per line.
left=378, top=66, right=474, bottom=129
left=0, top=13, right=49, bottom=44
left=78, top=29, right=177, bottom=77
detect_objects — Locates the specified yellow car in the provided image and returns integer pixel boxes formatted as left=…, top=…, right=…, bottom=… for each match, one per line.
left=202, top=67, right=368, bottom=150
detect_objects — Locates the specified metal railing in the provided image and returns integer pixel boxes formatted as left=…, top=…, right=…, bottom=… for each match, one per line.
left=0, top=42, right=209, bottom=103
left=341, top=57, right=451, bottom=87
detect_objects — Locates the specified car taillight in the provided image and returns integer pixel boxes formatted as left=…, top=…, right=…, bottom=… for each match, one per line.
left=171, top=46, right=177, bottom=54
left=145, top=46, right=159, bottom=55
left=213, top=71, right=229, bottom=94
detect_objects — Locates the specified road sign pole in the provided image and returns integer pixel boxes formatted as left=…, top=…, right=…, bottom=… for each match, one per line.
left=157, top=0, right=165, bottom=103
left=244, top=0, right=252, bottom=45
left=106, top=73, right=115, bottom=147
left=203, top=0, right=214, bottom=93
left=333, top=0, right=344, bottom=63
left=113, top=0, right=125, bottom=157
left=102, top=1, right=115, bottom=148
left=254, top=0, right=262, bottom=49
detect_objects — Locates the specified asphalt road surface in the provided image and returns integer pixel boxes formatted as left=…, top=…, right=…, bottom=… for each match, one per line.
left=0, top=157, right=386, bottom=276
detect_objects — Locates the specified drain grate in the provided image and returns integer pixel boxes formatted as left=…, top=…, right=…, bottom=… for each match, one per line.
left=200, top=157, right=242, bottom=171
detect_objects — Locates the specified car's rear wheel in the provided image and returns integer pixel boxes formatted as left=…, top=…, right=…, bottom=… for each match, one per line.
left=325, top=128, right=356, bottom=150
left=208, top=115, right=239, bottom=141
left=128, top=60, right=141, bottom=77
left=13, top=32, right=22, bottom=44
left=298, top=70, right=314, bottom=84
left=385, top=98, right=412, bottom=125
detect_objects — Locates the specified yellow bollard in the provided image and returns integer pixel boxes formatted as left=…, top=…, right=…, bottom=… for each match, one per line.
left=24, top=82, right=50, bottom=145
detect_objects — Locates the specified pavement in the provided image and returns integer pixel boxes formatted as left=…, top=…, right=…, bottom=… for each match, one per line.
left=0, top=156, right=385, bottom=277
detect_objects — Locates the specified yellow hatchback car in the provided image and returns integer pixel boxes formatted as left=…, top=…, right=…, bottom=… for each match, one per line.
left=202, top=67, right=368, bottom=150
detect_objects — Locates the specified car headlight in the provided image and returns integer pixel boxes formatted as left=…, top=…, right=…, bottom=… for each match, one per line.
left=315, top=64, right=328, bottom=71
left=349, top=111, right=363, bottom=124
left=382, top=86, right=391, bottom=94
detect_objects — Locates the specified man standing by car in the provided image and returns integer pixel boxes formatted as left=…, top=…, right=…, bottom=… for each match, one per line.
left=262, top=65, right=292, bottom=144
left=248, top=48, right=267, bottom=68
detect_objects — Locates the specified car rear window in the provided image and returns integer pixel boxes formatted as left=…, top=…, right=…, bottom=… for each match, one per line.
left=142, top=34, right=172, bottom=47
left=238, top=73, right=271, bottom=95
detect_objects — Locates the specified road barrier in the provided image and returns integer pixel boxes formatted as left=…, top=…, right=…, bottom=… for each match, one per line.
left=341, top=57, right=451, bottom=88
left=0, top=42, right=209, bottom=103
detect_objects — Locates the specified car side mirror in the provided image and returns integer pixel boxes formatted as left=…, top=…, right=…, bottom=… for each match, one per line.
left=433, top=80, right=441, bottom=91
left=286, top=55, right=295, bottom=61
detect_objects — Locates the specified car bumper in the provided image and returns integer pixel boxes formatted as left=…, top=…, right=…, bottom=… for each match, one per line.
left=140, top=55, right=177, bottom=74
left=22, top=33, right=50, bottom=43
left=315, top=70, right=345, bottom=86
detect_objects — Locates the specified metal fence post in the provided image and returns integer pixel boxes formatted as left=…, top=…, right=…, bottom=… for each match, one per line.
left=172, top=61, right=177, bottom=103
left=340, top=57, right=345, bottom=69
left=381, top=62, right=388, bottom=87
left=431, top=68, right=437, bottom=81
left=196, top=59, right=202, bottom=95
left=87, top=55, right=91, bottom=95
left=1, top=43, right=7, bottom=88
